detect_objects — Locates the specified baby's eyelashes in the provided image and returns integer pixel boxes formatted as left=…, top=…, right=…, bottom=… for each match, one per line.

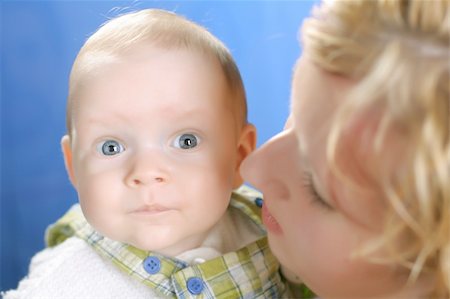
left=97, top=139, right=125, bottom=156
left=92, top=131, right=201, bottom=157
left=172, top=133, right=201, bottom=150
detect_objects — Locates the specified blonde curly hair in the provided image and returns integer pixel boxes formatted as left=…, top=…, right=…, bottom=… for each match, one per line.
left=302, top=0, right=449, bottom=297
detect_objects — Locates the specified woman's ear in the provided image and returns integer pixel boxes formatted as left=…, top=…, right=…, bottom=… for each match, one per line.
left=61, top=135, right=77, bottom=187
left=233, top=123, right=257, bottom=188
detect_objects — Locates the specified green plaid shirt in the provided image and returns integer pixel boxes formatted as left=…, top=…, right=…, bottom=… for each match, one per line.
left=46, top=186, right=290, bottom=298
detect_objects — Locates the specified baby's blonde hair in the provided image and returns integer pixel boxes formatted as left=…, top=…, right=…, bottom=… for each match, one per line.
left=303, top=0, right=449, bottom=297
left=66, top=9, right=247, bottom=136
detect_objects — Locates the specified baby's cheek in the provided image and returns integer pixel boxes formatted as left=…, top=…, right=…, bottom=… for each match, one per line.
left=77, top=172, right=120, bottom=210
left=203, top=152, right=237, bottom=187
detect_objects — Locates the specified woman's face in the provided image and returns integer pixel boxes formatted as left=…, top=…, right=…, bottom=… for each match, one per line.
left=241, top=57, right=412, bottom=298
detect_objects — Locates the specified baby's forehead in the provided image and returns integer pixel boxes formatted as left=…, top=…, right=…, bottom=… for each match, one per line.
left=76, top=42, right=204, bottom=74
left=75, top=47, right=243, bottom=115
left=72, top=46, right=206, bottom=96
left=72, top=49, right=240, bottom=113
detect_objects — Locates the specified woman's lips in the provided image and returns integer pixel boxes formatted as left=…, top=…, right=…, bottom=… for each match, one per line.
left=262, top=202, right=283, bottom=234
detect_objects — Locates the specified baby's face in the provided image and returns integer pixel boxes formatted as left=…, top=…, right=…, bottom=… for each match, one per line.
left=65, top=45, right=241, bottom=255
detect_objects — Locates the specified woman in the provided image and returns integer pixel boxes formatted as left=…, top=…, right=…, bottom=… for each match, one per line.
left=242, top=0, right=449, bottom=298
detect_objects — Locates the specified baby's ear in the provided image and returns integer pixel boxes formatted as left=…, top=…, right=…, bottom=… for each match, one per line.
left=233, top=123, right=257, bottom=188
left=61, top=135, right=77, bottom=187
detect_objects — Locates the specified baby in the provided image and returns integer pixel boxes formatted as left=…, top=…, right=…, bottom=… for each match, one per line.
left=4, top=9, right=289, bottom=298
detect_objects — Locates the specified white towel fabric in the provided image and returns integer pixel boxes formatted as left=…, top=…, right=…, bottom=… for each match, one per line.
left=3, top=205, right=262, bottom=299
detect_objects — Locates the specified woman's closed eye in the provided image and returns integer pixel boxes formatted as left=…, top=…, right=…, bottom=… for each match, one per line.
left=302, top=172, right=334, bottom=211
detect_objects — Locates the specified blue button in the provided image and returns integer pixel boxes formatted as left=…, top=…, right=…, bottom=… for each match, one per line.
left=143, top=256, right=161, bottom=274
left=254, top=197, right=263, bottom=208
left=186, top=277, right=204, bottom=295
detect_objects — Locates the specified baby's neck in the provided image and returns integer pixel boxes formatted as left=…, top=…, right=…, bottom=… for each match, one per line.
left=152, top=211, right=232, bottom=258
left=155, top=227, right=217, bottom=258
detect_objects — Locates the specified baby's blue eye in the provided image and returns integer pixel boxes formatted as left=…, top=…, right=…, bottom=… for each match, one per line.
left=98, top=140, right=125, bottom=156
left=174, top=133, right=199, bottom=149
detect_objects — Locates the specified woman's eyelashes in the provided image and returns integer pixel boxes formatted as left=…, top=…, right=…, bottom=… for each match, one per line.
left=97, top=139, right=125, bottom=156
left=302, top=172, right=334, bottom=211
left=173, top=133, right=200, bottom=150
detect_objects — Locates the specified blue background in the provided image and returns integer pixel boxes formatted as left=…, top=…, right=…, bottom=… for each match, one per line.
left=1, top=0, right=315, bottom=291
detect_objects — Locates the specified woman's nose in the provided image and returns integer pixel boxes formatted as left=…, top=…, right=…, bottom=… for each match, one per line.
left=241, top=130, right=291, bottom=187
left=241, top=130, right=295, bottom=203
left=124, top=150, right=169, bottom=187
